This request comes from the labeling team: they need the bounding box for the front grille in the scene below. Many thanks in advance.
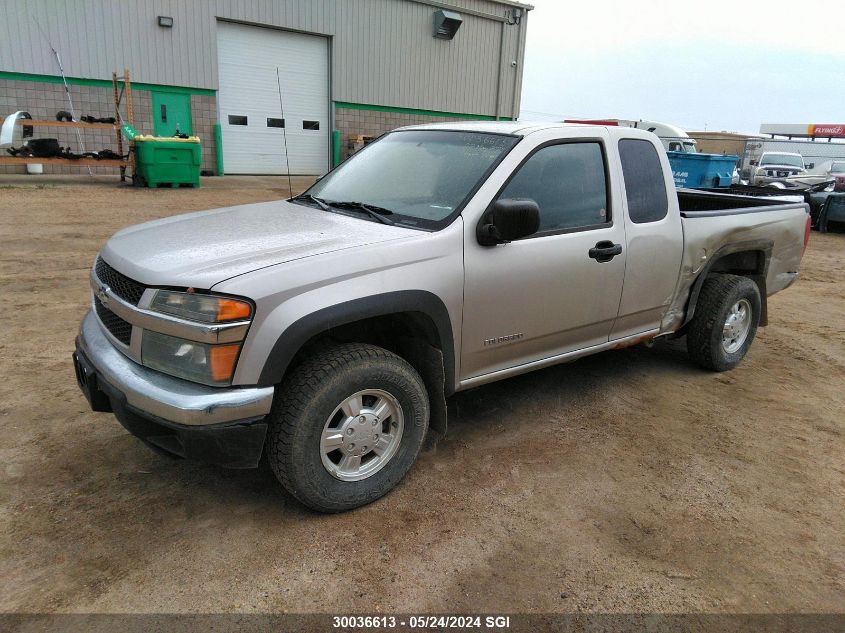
[94,296,132,345]
[94,257,146,305]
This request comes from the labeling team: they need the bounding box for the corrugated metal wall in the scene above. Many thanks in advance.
[0,0,530,117]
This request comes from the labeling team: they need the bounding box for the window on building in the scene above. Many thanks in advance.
[497,142,609,233]
[303,120,320,130]
[266,118,285,128]
[228,115,248,126]
[618,139,669,223]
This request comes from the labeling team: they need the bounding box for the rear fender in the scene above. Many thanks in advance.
[682,240,772,328]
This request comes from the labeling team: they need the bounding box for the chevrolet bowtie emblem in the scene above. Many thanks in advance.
[96,285,110,306]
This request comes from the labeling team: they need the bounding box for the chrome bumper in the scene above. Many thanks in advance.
[77,310,275,426]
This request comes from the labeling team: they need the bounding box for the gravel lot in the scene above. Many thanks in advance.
[0,177,843,614]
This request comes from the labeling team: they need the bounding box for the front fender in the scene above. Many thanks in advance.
[214,219,465,389]
[254,290,456,391]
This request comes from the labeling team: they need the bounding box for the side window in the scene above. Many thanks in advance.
[618,139,669,223]
[498,142,609,233]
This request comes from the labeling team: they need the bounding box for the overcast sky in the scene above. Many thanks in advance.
[518,0,845,134]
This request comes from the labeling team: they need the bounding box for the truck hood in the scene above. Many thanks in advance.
[100,199,415,288]
[760,164,805,172]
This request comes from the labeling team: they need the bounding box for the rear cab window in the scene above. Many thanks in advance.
[618,139,669,223]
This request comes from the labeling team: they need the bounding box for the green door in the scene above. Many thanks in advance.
[151,91,193,137]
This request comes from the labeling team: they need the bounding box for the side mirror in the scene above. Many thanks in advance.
[807,163,815,169]
[750,160,758,166]
[477,198,540,246]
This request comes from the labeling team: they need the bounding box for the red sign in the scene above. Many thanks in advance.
[564,119,620,126]
[809,124,845,137]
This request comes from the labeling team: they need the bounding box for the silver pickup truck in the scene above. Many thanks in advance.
[73,123,810,512]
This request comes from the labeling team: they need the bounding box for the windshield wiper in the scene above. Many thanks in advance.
[290,194,331,211]
[326,201,396,226]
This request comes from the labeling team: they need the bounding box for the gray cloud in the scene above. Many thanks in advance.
[519,0,845,133]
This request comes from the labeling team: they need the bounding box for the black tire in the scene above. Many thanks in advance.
[686,274,761,372]
[266,343,429,512]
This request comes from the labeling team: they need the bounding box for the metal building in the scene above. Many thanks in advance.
[0,0,532,176]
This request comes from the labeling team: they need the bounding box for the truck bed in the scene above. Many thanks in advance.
[678,188,802,215]
[660,189,809,334]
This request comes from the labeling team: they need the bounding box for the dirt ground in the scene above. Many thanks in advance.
[0,176,843,615]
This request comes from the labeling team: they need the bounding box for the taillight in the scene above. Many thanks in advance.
[802,214,811,255]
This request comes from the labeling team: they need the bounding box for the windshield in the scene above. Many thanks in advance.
[666,140,696,153]
[760,153,804,168]
[830,162,845,173]
[302,130,519,229]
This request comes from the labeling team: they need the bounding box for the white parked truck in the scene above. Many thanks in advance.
[742,138,845,182]
[750,152,810,186]
[74,122,811,511]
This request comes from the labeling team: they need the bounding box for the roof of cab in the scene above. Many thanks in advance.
[394,121,600,136]
[393,121,657,140]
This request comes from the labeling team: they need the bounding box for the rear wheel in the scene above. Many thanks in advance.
[266,343,429,512]
[687,274,761,372]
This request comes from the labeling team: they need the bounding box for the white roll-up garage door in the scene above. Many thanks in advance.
[217,21,329,175]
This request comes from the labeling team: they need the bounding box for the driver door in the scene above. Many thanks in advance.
[461,136,627,382]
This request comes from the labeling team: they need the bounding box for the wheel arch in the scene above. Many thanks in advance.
[256,291,455,440]
[682,240,773,328]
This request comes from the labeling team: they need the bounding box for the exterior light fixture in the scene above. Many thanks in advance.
[158,16,174,28]
[433,9,462,40]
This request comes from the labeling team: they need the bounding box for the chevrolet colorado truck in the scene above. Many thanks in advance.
[73,122,811,512]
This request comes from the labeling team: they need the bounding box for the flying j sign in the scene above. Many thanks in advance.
[760,123,845,138]
[808,124,845,138]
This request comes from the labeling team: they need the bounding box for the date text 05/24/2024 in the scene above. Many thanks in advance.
[332,615,511,629]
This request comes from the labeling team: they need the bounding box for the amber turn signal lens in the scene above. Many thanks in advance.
[216,298,252,322]
[151,290,252,324]
[210,344,241,382]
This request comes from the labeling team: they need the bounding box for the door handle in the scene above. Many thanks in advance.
[588,240,622,262]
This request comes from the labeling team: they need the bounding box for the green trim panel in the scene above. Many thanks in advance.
[0,71,215,96]
[214,123,224,176]
[332,129,341,168]
[334,101,511,121]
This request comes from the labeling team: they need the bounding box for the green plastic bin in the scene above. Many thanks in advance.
[133,136,201,188]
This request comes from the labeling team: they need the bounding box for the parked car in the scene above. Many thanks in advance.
[73,123,811,512]
[828,161,845,191]
[817,193,845,232]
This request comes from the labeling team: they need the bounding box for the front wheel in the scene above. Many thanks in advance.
[266,343,429,512]
[686,274,761,372]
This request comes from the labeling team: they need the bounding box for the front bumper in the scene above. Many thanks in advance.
[74,310,275,467]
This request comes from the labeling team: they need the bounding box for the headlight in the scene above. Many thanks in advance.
[144,290,252,385]
[150,290,252,323]
[142,331,241,386]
